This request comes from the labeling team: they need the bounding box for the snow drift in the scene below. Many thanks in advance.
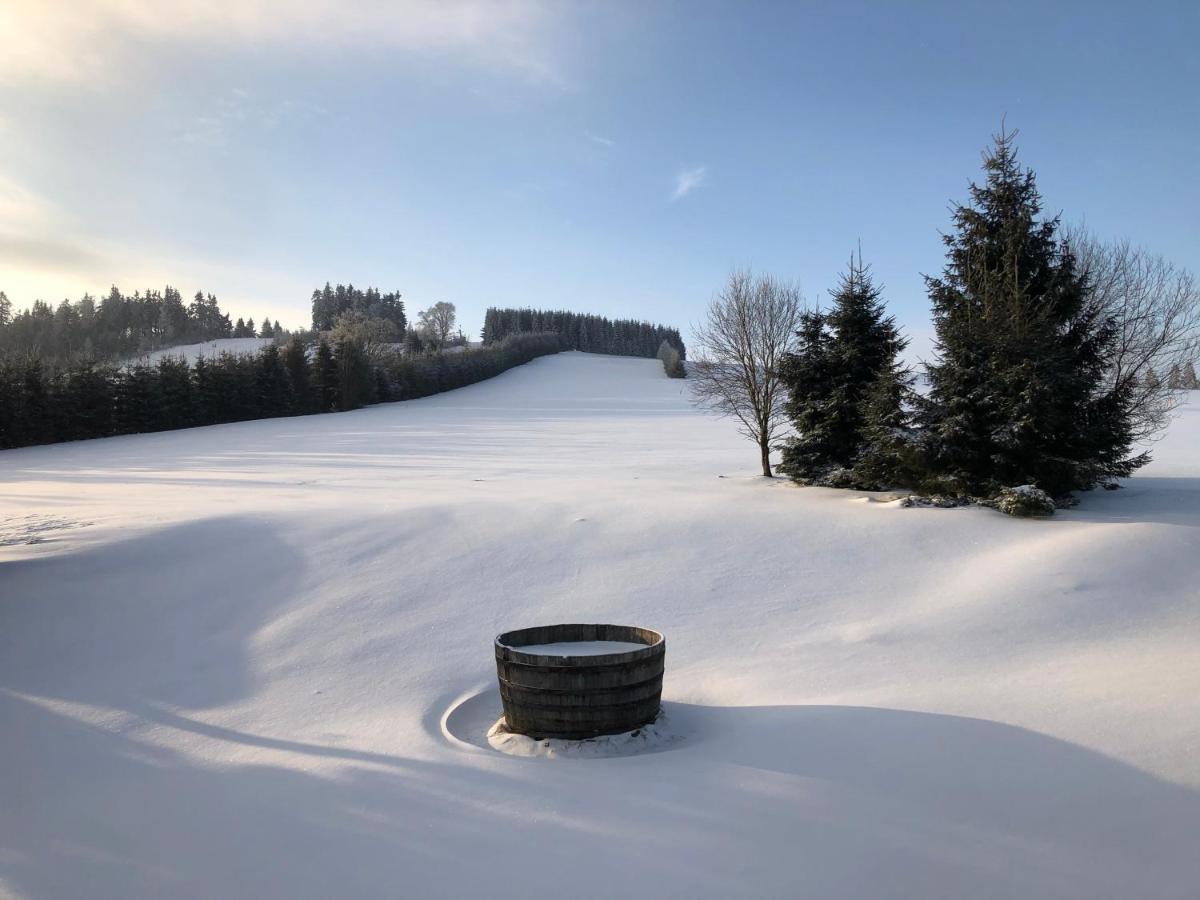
[1,352,1198,899]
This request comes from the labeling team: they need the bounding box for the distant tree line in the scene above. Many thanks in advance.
[0,332,561,450]
[0,286,272,364]
[0,275,690,449]
[482,308,685,359]
[311,283,407,333]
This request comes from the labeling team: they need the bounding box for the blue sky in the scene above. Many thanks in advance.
[1,1,1197,359]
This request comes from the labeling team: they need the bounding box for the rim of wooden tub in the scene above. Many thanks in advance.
[494,623,665,667]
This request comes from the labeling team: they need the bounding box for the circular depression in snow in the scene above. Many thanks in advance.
[440,687,688,759]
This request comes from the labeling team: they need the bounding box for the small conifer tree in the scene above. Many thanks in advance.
[778,254,907,486]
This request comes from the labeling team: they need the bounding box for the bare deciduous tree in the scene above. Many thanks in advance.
[417,301,457,349]
[328,309,400,363]
[690,269,804,476]
[1068,226,1200,440]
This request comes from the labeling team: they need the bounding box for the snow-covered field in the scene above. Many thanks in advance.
[132,336,274,366]
[2,352,1198,899]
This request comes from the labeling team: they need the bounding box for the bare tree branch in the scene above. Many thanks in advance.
[1067,225,1200,440]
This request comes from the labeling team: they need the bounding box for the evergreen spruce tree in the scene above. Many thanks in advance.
[255,344,293,414]
[116,364,159,435]
[281,336,313,412]
[192,355,215,423]
[313,339,339,412]
[777,254,907,486]
[918,128,1145,498]
[335,337,372,411]
[853,363,920,490]
[259,318,274,338]
[20,360,52,446]
[72,363,115,439]
[156,357,195,430]
[776,311,837,481]
[1183,360,1199,390]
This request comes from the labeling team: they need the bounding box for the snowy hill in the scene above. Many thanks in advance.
[1,352,1198,899]
[132,336,274,366]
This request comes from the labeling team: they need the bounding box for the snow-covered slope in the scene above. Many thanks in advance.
[133,336,273,366]
[2,352,1198,899]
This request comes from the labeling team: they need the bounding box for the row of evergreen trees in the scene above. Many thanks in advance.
[482,307,686,359]
[1159,363,1200,390]
[230,316,286,339]
[0,286,253,363]
[310,283,407,333]
[0,333,562,450]
[777,131,1150,504]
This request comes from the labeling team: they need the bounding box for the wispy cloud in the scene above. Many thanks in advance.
[0,0,568,88]
[586,132,615,148]
[174,90,329,149]
[671,165,708,201]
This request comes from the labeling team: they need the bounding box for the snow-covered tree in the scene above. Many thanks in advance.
[918,127,1146,498]
[777,253,907,486]
[1183,360,1199,389]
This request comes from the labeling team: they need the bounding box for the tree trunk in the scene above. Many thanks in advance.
[760,440,772,477]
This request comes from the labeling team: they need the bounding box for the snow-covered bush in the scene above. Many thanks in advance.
[657,340,685,378]
[994,485,1056,518]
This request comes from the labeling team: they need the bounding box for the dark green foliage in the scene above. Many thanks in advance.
[993,485,1056,517]
[918,129,1146,497]
[155,357,196,431]
[59,363,115,441]
[777,256,908,487]
[256,345,294,415]
[335,338,374,411]
[853,364,921,490]
[311,283,406,333]
[777,312,837,481]
[15,360,52,447]
[281,336,313,413]
[116,364,160,435]
[482,307,685,360]
[313,340,339,413]
[380,332,562,401]
[0,285,242,366]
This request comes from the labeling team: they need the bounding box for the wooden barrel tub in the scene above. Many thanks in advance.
[494,623,666,739]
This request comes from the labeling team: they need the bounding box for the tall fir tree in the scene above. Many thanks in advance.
[1183,360,1199,389]
[313,339,339,412]
[335,337,372,411]
[777,254,907,486]
[281,336,313,412]
[918,128,1145,497]
[255,344,294,414]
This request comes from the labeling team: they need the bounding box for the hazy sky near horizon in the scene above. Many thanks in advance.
[1,0,1197,358]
